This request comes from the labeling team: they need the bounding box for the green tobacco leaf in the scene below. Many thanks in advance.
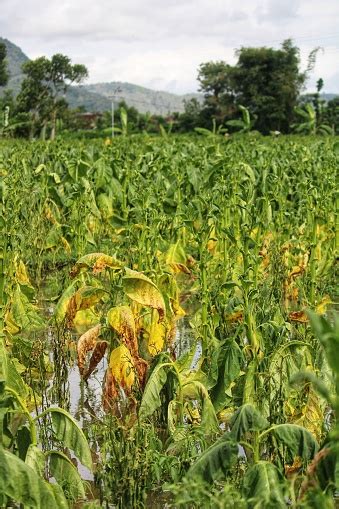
[7,285,45,333]
[187,435,238,482]
[49,450,86,502]
[0,339,8,392]
[0,447,63,508]
[230,404,268,441]
[139,362,173,420]
[243,461,286,508]
[25,445,45,477]
[123,269,166,320]
[211,339,243,412]
[265,424,318,463]
[183,381,219,433]
[308,311,339,380]
[41,407,93,471]
[6,356,30,400]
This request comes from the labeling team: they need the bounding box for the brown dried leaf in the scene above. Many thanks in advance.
[77,324,101,376]
[83,341,108,381]
[288,311,308,323]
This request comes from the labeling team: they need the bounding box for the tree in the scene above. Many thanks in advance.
[197,61,235,127]
[231,40,306,133]
[0,42,8,86]
[324,96,339,134]
[18,54,88,140]
[197,40,312,134]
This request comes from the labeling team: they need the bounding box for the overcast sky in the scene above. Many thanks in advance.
[1,0,339,94]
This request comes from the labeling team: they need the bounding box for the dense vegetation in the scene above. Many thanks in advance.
[0,134,337,507]
[1,38,338,139]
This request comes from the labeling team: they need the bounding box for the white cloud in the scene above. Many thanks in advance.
[1,0,339,93]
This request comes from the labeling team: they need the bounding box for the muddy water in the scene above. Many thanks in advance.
[45,315,196,485]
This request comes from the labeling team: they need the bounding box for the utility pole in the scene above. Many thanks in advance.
[109,86,122,140]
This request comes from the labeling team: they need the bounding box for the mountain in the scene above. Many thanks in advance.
[0,37,29,95]
[72,82,201,115]
[0,37,201,115]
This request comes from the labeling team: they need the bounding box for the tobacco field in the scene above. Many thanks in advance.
[0,135,338,508]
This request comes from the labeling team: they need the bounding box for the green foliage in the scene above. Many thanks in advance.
[0,42,8,87]
[230,403,268,441]
[186,435,238,483]
[0,134,337,507]
[243,461,286,508]
[17,53,88,139]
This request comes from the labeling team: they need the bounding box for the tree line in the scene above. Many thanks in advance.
[0,39,338,138]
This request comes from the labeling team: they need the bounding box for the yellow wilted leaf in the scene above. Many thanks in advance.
[61,237,71,254]
[148,315,167,356]
[67,286,105,327]
[15,259,31,286]
[316,296,332,315]
[54,281,77,324]
[109,344,135,391]
[70,253,123,277]
[73,308,100,333]
[77,324,101,376]
[288,266,304,279]
[123,269,166,321]
[164,242,191,274]
[107,305,138,358]
[207,226,218,254]
[74,286,106,310]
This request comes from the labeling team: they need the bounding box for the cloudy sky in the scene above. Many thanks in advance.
[1,0,339,94]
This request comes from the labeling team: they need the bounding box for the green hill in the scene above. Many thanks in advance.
[77,82,201,115]
[0,37,29,95]
[0,37,201,114]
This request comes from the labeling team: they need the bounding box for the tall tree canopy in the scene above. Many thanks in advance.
[198,40,309,133]
[0,42,9,86]
[18,53,88,139]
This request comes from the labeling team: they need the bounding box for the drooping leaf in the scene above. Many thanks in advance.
[75,286,106,310]
[49,450,86,502]
[265,423,319,463]
[25,445,45,477]
[183,381,219,433]
[77,324,101,376]
[123,269,166,320]
[107,305,138,357]
[164,242,191,274]
[242,461,286,508]
[70,252,123,277]
[84,341,107,381]
[109,344,135,391]
[73,308,100,333]
[54,280,78,324]
[6,356,30,401]
[230,403,269,441]
[67,286,106,326]
[0,447,64,509]
[5,285,45,334]
[0,339,8,392]
[187,435,238,483]
[41,408,93,471]
[210,339,244,412]
[147,313,167,356]
[139,362,173,420]
[308,311,339,380]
